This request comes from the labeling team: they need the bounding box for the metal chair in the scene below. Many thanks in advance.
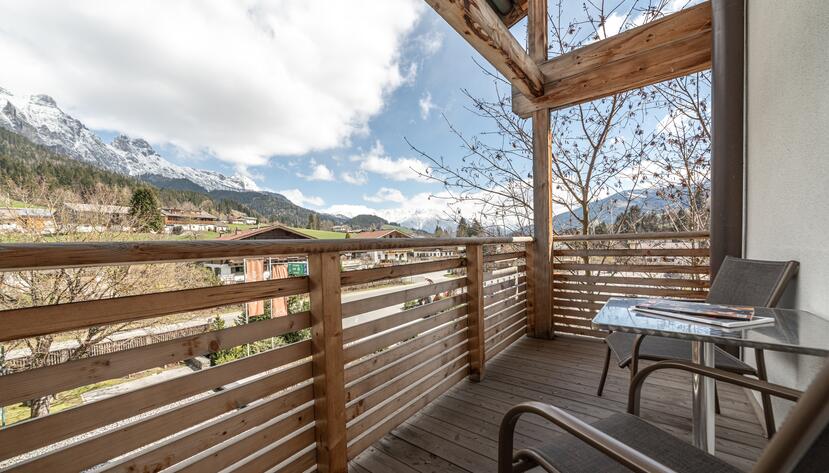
[596,256,799,437]
[499,357,829,473]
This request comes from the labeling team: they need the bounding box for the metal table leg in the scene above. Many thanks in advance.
[691,340,716,453]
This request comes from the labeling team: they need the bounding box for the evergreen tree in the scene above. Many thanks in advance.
[312,214,321,230]
[307,214,315,229]
[433,224,445,237]
[129,187,164,232]
[470,218,484,237]
[456,217,469,237]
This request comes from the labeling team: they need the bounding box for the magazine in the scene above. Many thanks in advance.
[632,300,774,329]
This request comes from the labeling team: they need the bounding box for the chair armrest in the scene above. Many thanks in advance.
[498,401,678,473]
[627,360,803,415]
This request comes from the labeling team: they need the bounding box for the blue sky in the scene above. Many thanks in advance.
[0,0,695,225]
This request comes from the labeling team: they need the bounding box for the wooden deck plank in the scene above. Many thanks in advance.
[351,336,767,472]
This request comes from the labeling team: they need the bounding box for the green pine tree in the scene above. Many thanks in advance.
[129,187,164,232]
[456,217,469,237]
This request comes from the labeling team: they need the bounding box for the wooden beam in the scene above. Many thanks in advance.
[425,0,544,98]
[528,0,554,339]
[465,244,486,381]
[501,0,528,28]
[709,0,744,278]
[512,2,713,117]
[308,252,347,473]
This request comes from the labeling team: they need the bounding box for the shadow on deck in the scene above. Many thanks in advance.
[350,336,767,472]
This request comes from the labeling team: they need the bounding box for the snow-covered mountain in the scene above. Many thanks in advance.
[0,87,258,192]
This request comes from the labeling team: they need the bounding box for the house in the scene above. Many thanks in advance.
[228,209,257,225]
[350,229,413,263]
[62,202,131,232]
[0,207,55,233]
[161,208,219,233]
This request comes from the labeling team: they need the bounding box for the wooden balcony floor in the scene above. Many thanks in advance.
[350,336,767,473]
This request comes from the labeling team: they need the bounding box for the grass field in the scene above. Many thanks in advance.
[290,227,348,239]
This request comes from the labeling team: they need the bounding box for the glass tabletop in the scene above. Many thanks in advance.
[591,297,829,356]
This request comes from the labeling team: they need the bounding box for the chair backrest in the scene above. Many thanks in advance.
[706,256,799,307]
[752,359,829,473]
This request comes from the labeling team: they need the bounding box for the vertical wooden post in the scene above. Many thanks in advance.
[308,252,347,473]
[524,243,536,335]
[529,0,555,339]
[466,244,486,381]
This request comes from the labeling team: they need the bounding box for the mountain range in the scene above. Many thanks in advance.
[0,86,458,231]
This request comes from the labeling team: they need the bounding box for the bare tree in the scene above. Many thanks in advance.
[412,0,707,237]
[0,181,216,418]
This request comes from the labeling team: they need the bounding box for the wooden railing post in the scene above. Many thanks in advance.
[308,252,347,473]
[524,243,536,336]
[466,244,486,381]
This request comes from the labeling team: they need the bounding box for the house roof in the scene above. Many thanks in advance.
[64,203,130,214]
[218,223,313,240]
[161,208,218,220]
[0,207,54,219]
[352,229,411,239]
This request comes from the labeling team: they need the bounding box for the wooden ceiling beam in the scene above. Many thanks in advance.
[512,1,713,117]
[501,0,529,28]
[426,0,545,98]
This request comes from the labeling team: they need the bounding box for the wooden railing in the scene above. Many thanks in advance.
[0,237,529,472]
[552,231,711,338]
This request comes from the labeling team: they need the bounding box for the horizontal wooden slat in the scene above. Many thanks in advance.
[7,362,313,472]
[484,286,527,315]
[105,384,314,473]
[485,298,527,328]
[552,273,710,288]
[341,258,466,286]
[0,276,309,343]
[553,231,709,242]
[554,325,607,338]
[345,331,468,404]
[343,295,465,344]
[220,424,316,473]
[0,237,531,272]
[554,283,708,299]
[553,311,596,324]
[484,281,525,304]
[175,407,315,473]
[344,307,467,363]
[485,317,527,349]
[347,356,469,442]
[345,322,468,384]
[269,447,316,473]
[483,251,525,263]
[485,265,526,281]
[346,343,468,422]
[485,324,525,359]
[341,278,466,318]
[554,263,709,274]
[485,309,527,341]
[0,340,312,462]
[552,299,605,311]
[512,2,711,116]
[0,311,311,406]
[483,275,526,297]
[553,248,709,257]
[346,366,468,460]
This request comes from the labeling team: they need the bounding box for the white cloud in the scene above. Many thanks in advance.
[279,189,325,207]
[354,142,431,182]
[415,30,444,56]
[418,92,436,120]
[341,170,368,185]
[299,162,336,181]
[323,204,380,217]
[364,187,406,203]
[0,1,423,170]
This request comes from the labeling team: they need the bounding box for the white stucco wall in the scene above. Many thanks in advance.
[744,0,829,423]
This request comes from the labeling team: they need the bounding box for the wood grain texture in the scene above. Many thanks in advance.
[341,278,466,318]
[0,237,530,272]
[553,231,709,242]
[531,108,554,339]
[424,0,544,98]
[341,258,465,287]
[512,2,712,116]
[500,0,528,28]
[483,251,525,263]
[343,294,465,344]
[0,340,312,462]
[0,311,311,406]
[308,251,348,473]
[0,276,309,343]
[465,244,486,381]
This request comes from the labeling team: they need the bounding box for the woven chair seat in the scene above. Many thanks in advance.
[526,413,740,473]
[606,331,757,375]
